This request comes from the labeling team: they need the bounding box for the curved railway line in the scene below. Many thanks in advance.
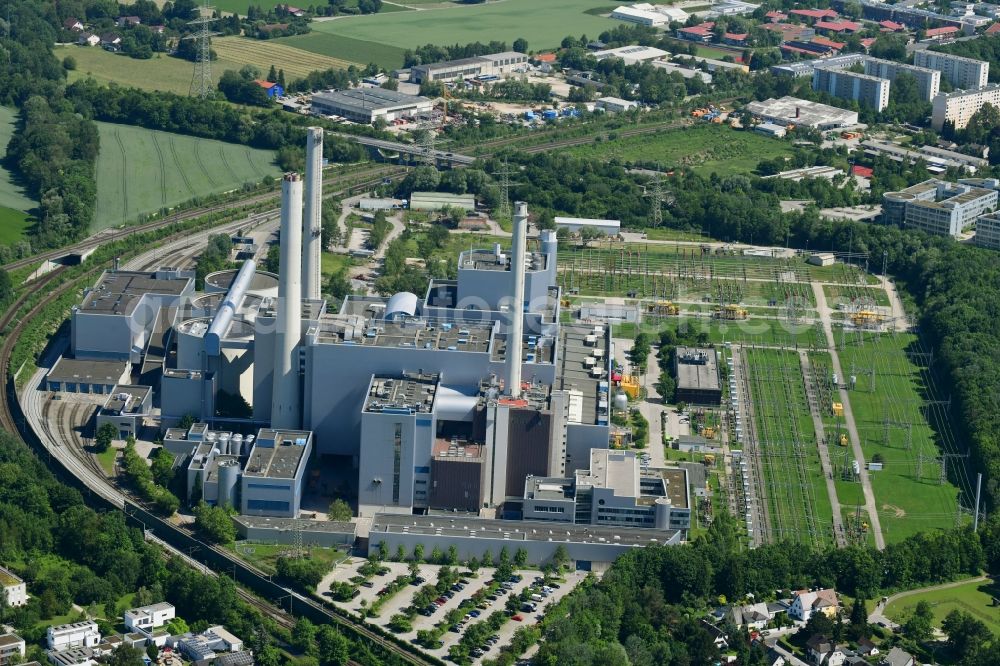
[0,171,434,666]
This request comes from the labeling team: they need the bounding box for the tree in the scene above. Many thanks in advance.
[552,544,569,570]
[192,501,236,544]
[165,618,189,635]
[412,543,425,562]
[291,618,317,654]
[104,645,145,666]
[267,64,278,83]
[0,268,12,303]
[513,37,528,53]
[847,596,869,641]
[328,498,352,522]
[63,56,76,71]
[95,423,118,453]
[904,600,934,642]
[941,610,990,657]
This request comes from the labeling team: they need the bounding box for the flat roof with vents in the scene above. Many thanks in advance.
[364,374,438,414]
[47,357,129,385]
[244,429,311,480]
[79,270,190,316]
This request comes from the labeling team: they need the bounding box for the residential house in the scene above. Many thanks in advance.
[924,26,960,39]
[880,647,914,666]
[150,25,166,34]
[857,638,879,658]
[806,635,846,666]
[0,634,25,666]
[727,601,773,629]
[765,10,788,21]
[77,32,100,47]
[789,8,839,23]
[46,623,100,652]
[124,602,175,633]
[0,566,27,606]
[724,32,749,46]
[766,650,788,666]
[99,33,122,51]
[814,20,862,34]
[171,627,243,663]
[282,4,306,16]
[62,18,84,32]
[879,20,905,32]
[46,648,98,666]
[677,23,716,42]
[254,80,284,98]
[789,588,839,622]
[115,16,141,27]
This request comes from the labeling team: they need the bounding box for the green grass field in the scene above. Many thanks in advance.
[837,331,965,542]
[745,347,834,547]
[885,579,1000,635]
[566,125,795,177]
[276,0,619,68]
[228,541,346,575]
[94,122,280,229]
[0,106,37,245]
[211,36,360,77]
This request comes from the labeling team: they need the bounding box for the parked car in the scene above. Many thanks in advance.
[512,615,524,622]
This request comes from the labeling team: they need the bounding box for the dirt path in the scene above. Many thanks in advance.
[813,282,886,550]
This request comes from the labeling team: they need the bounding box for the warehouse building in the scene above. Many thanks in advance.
[974,212,1000,250]
[366,513,682,566]
[408,191,475,212]
[673,347,722,405]
[812,67,891,111]
[913,50,989,90]
[596,96,640,113]
[593,44,669,65]
[882,178,998,236]
[611,3,688,26]
[409,51,528,84]
[745,96,859,128]
[311,88,433,123]
[931,84,1000,130]
[44,357,130,394]
[554,217,621,236]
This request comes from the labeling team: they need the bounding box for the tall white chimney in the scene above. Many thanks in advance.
[302,127,323,300]
[272,173,303,429]
[506,201,528,398]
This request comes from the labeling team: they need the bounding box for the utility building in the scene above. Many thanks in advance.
[673,347,722,405]
[311,88,433,123]
[241,428,313,518]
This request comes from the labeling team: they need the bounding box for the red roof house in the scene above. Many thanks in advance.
[986,22,1000,35]
[677,22,716,42]
[814,20,861,33]
[535,53,557,63]
[852,165,874,178]
[879,20,905,31]
[765,10,787,21]
[789,8,839,22]
[925,26,960,39]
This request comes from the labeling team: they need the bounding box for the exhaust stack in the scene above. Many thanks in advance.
[506,201,528,398]
[272,173,304,429]
[302,127,323,300]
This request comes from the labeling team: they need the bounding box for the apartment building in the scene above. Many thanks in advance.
[974,212,1000,250]
[932,84,1000,130]
[914,50,989,89]
[46,623,100,652]
[813,67,890,111]
[864,57,940,101]
[883,179,998,236]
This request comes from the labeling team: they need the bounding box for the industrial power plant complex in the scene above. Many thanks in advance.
[42,128,692,566]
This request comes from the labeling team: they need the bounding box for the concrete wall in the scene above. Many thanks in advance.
[358,409,435,516]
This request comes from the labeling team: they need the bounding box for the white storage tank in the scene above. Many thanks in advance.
[217,457,241,509]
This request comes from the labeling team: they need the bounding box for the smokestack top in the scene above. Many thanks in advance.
[284,172,302,182]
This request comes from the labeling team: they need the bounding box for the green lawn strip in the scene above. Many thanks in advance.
[823,284,891,308]
[836,331,961,542]
[228,541,344,575]
[0,206,33,246]
[564,125,793,177]
[276,31,409,69]
[96,446,119,475]
[884,579,1000,635]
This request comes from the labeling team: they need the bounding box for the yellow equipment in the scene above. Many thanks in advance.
[703,454,716,465]
[620,375,641,399]
[702,426,716,439]
[646,301,679,316]
[851,310,882,326]
[713,305,748,320]
[561,298,572,307]
[862,522,870,531]
[611,432,625,449]
[831,402,844,417]
[839,434,848,447]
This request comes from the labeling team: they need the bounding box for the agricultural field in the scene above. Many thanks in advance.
[884,578,1000,635]
[836,330,965,542]
[565,125,795,177]
[211,36,359,78]
[94,122,280,229]
[743,347,834,546]
[0,106,37,246]
[276,0,619,68]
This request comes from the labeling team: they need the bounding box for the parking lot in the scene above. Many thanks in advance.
[316,557,587,663]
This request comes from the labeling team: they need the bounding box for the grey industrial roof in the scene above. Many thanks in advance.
[364,374,438,414]
[370,513,680,546]
[205,269,278,292]
[244,429,310,479]
[47,357,128,385]
[556,324,609,424]
[80,271,189,315]
[313,87,430,112]
[102,384,151,415]
[0,633,23,647]
[459,248,547,272]
[233,515,356,534]
[675,347,721,392]
[524,476,574,501]
[324,318,494,353]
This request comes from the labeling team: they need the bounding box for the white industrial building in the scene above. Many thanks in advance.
[593,44,669,65]
[932,83,1000,130]
[974,212,1000,250]
[409,51,528,84]
[882,178,999,236]
[596,97,640,113]
[611,3,688,26]
[95,385,152,439]
[0,566,26,607]
[913,50,989,90]
[311,88,433,123]
[554,217,621,236]
[745,96,860,128]
[47,622,100,652]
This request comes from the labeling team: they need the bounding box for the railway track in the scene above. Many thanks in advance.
[1,182,433,666]
[3,165,407,273]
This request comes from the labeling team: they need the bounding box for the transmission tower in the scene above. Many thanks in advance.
[644,169,670,227]
[492,158,516,221]
[186,3,219,99]
[415,124,437,166]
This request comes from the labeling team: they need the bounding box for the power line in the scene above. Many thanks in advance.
[186,3,219,99]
